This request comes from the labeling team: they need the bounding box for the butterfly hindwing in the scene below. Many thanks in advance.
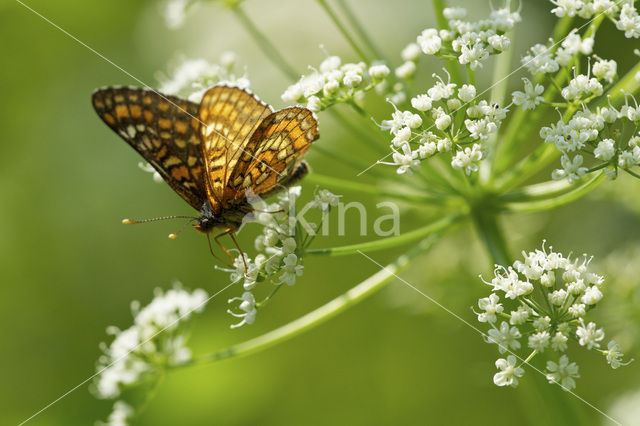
[198,86,273,211]
[226,107,319,201]
[92,87,207,210]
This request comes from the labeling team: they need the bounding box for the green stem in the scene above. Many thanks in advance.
[471,208,511,265]
[316,0,370,62]
[335,0,389,63]
[432,0,462,85]
[231,5,298,81]
[500,178,592,202]
[306,212,463,256]
[481,30,515,185]
[501,172,606,213]
[174,236,440,368]
[305,173,454,205]
[492,14,580,178]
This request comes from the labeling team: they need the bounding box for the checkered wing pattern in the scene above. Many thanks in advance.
[92,87,207,210]
[198,86,272,211]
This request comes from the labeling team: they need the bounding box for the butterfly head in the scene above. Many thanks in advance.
[193,201,221,234]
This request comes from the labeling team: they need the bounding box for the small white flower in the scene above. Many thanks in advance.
[592,59,617,83]
[451,144,483,175]
[435,114,452,130]
[459,44,489,70]
[99,400,134,426]
[307,95,322,112]
[417,28,442,55]
[509,306,530,325]
[528,331,551,352]
[390,143,420,176]
[443,7,467,20]
[522,44,559,74]
[401,43,421,61]
[457,84,476,103]
[548,289,567,306]
[395,61,416,79]
[281,83,304,103]
[551,332,569,352]
[581,285,603,305]
[486,321,521,353]
[319,55,341,73]
[568,303,586,318]
[369,64,390,82]
[533,316,551,331]
[477,293,503,323]
[488,34,510,51]
[493,355,525,387]
[164,0,191,29]
[312,189,341,209]
[546,355,580,390]
[604,340,632,369]
[512,78,544,111]
[594,139,616,161]
[404,113,423,129]
[616,4,640,38]
[428,79,456,101]
[576,320,605,349]
[278,254,304,286]
[227,292,257,328]
[411,94,433,111]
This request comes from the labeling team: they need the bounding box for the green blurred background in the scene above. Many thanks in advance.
[2,0,639,424]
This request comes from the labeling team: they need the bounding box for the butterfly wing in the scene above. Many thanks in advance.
[198,86,273,212]
[92,87,207,210]
[226,107,319,201]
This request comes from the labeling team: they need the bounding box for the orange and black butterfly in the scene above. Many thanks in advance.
[92,85,319,262]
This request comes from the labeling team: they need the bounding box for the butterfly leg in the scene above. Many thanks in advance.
[229,232,248,275]
[214,228,248,273]
[205,233,233,267]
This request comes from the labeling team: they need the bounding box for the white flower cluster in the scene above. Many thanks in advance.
[540,91,640,183]
[223,186,341,328]
[522,29,595,76]
[158,53,249,102]
[411,6,520,70]
[281,55,392,111]
[477,242,631,390]
[97,401,134,426]
[93,284,207,408]
[550,0,640,39]
[380,72,509,176]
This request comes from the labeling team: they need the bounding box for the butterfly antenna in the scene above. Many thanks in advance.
[122,215,196,225]
[122,215,198,239]
[167,218,200,240]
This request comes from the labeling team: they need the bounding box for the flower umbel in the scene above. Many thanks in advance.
[93,284,207,421]
[478,242,631,390]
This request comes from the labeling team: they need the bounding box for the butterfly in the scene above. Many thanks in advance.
[92,85,319,263]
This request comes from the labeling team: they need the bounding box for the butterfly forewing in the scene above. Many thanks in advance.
[227,107,319,200]
[92,87,207,210]
[198,86,273,211]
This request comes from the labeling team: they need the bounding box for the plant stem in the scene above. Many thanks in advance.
[432,0,462,85]
[174,236,440,368]
[471,208,511,266]
[316,0,370,62]
[500,172,606,213]
[481,27,515,185]
[335,0,389,63]
[306,212,463,256]
[231,5,298,81]
[305,173,454,205]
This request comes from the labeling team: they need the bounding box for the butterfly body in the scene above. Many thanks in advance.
[92,85,318,256]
